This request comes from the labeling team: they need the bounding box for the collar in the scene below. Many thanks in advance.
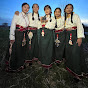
[67,12,74,18]
[21,12,27,17]
[46,15,50,18]
[67,14,71,18]
[34,12,38,16]
[56,16,61,19]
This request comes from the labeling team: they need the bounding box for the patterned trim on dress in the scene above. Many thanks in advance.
[66,66,82,80]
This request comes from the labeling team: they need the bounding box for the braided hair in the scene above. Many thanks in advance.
[55,16,57,28]
[32,4,40,21]
[64,4,74,23]
[44,5,52,22]
[32,11,34,20]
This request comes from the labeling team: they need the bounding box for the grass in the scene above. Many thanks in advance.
[0,62,88,88]
[0,27,88,88]
[0,27,9,62]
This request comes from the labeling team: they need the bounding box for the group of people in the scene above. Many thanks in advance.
[3,3,88,81]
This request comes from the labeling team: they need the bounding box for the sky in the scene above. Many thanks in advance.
[0,0,88,26]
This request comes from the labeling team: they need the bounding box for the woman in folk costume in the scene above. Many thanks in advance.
[5,3,30,71]
[15,4,41,66]
[54,8,65,65]
[26,4,41,64]
[64,4,85,80]
[38,5,56,72]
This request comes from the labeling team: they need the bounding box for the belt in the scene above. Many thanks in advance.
[55,29,64,33]
[66,26,77,31]
[28,26,37,30]
[16,25,28,31]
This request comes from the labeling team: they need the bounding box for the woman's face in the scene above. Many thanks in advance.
[45,7,51,15]
[65,5,73,14]
[32,4,39,13]
[22,4,29,14]
[54,9,61,17]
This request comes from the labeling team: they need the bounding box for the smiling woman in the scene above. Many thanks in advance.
[38,5,56,72]
[3,3,31,71]
[64,4,85,81]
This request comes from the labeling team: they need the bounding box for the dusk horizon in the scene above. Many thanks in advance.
[0,0,88,26]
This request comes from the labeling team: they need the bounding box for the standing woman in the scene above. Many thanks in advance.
[5,3,30,71]
[64,4,85,80]
[26,4,41,64]
[54,8,65,65]
[38,5,56,71]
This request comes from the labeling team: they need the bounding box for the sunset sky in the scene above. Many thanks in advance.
[0,0,88,26]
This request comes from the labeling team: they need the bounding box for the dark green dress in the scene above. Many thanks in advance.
[65,30,82,76]
[25,27,39,63]
[38,27,54,69]
[5,28,28,71]
[54,30,65,63]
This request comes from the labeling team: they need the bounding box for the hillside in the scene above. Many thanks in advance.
[0,27,88,88]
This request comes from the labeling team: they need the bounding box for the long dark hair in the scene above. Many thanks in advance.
[44,5,52,22]
[64,4,74,23]
[54,8,61,28]
[32,3,40,21]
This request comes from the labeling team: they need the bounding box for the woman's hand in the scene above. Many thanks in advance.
[76,38,82,47]
[10,40,15,44]
[40,17,44,23]
[45,20,48,23]
[15,11,19,15]
[9,40,15,54]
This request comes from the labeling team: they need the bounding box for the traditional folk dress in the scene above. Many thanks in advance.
[5,12,29,71]
[65,13,85,78]
[54,16,65,64]
[38,15,56,69]
[26,13,41,63]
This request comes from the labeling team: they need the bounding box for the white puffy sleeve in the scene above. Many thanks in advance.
[75,14,85,38]
[37,20,42,29]
[9,14,19,40]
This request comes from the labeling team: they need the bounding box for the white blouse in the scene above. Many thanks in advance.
[9,12,29,40]
[65,13,85,38]
[28,13,42,29]
[55,16,64,30]
[45,15,56,30]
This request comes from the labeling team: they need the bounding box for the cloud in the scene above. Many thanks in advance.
[81,19,88,26]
